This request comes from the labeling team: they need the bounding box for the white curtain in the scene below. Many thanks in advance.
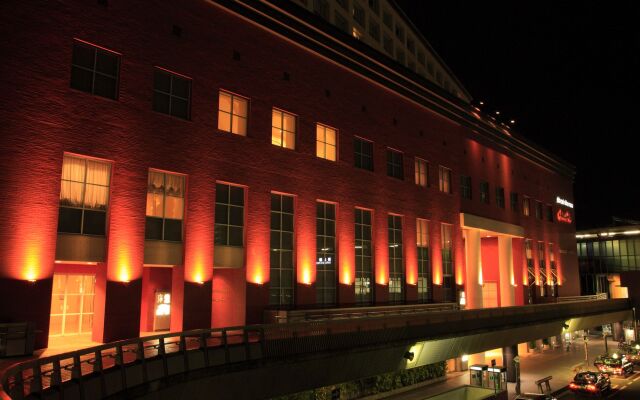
[59,156,110,209]
[146,171,164,217]
[83,160,110,210]
[164,173,184,220]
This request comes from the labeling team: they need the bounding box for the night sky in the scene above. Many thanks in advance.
[395,1,640,230]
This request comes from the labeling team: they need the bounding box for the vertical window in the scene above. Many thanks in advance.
[523,197,531,216]
[460,175,472,200]
[439,166,452,193]
[480,182,490,204]
[58,154,111,236]
[546,205,554,222]
[417,219,431,302]
[495,186,505,208]
[145,171,185,241]
[368,0,379,14]
[214,184,244,246]
[269,194,295,306]
[313,0,330,20]
[386,149,404,179]
[538,241,547,296]
[535,201,543,220]
[355,209,373,304]
[368,20,380,42]
[510,192,519,212]
[218,91,248,136]
[354,137,374,171]
[414,158,428,187]
[549,243,557,297]
[70,41,120,99]
[152,68,191,120]
[271,109,296,149]
[388,215,404,302]
[525,239,535,304]
[334,11,349,34]
[383,34,394,55]
[316,124,337,161]
[316,202,336,305]
[441,223,454,302]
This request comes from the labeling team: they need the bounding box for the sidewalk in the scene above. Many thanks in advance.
[381,335,608,400]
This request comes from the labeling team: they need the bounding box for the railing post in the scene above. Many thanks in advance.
[8,367,26,400]
[50,359,62,387]
[181,335,189,372]
[115,345,128,393]
[30,364,42,394]
[243,329,250,360]
[222,330,230,364]
[159,337,169,378]
[200,332,210,367]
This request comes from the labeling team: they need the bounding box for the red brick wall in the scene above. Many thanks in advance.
[0,0,578,342]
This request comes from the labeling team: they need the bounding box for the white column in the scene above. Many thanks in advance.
[464,229,483,309]
[498,236,515,307]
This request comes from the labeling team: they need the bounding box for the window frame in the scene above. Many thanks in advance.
[460,175,472,200]
[495,186,505,209]
[145,169,186,242]
[438,166,452,194]
[269,193,295,306]
[414,157,429,188]
[316,123,338,162]
[388,214,404,302]
[271,108,296,150]
[355,208,373,304]
[316,201,337,305]
[480,181,490,204]
[214,182,245,247]
[217,90,249,136]
[354,136,374,171]
[70,39,121,100]
[152,67,192,120]
[386,148,404,180]
[416,218,431,302]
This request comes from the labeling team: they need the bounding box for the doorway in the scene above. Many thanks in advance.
[49,274,96,337]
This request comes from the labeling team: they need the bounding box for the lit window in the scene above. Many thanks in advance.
[388,214,404,302]
[271,109,296,149]
[316,124,337,161]
[415,158,428,187]
[538,241,547,296]
[145,170,185,241]
[153,68,191,120]
[218,91,248,136]
[269,193,295,306]
[387,149,404,179]
[58,154,111,236]
[70,40,120,100]
[214,183,244,246]
[523,196,531,216]
[355,208,373,304]
[438,166,452,193]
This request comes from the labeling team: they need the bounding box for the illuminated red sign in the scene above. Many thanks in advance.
[557,209,572,224]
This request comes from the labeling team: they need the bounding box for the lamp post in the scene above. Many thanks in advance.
[514,355,521,395]
[633,307,638,343]
[584,335,589,368]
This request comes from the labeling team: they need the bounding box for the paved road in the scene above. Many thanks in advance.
[558,368,640,399]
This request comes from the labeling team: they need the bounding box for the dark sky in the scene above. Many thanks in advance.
[394,1,640,230]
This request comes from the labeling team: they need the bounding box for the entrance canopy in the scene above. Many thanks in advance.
[460,213,524,238]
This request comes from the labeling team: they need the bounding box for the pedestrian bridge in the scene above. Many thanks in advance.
[0,297,631,400]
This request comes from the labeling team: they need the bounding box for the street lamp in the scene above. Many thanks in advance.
[514,355,521,395]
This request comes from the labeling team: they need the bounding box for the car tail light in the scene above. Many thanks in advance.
[586,384,597,392]
[569,382,578,389]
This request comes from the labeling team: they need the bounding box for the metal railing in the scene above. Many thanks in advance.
[0,298,630,400]
[557,293,608,302]
[264,302,459,323]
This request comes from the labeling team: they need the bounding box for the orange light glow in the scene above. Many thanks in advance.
[301,265,312,285]
[376,261,388,285]
[341,267,353,285]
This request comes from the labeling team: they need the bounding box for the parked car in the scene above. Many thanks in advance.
[514,394,557,400]
[618,342,640,364]
[569,371,611,396]
[594,354,633,375]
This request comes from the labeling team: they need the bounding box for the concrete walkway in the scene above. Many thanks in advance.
[382,335,609,400]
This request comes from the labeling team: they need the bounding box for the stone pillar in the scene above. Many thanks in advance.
[464,230,483,309]
[498,236,515,307]
[503,344,518,382]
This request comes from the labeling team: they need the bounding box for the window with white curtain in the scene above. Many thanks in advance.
[58,154,111,235]
[145,170,185,241]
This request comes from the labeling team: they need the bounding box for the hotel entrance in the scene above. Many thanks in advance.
[49,274,96,337]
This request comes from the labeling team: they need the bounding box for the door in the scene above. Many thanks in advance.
[49,274,96,337]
